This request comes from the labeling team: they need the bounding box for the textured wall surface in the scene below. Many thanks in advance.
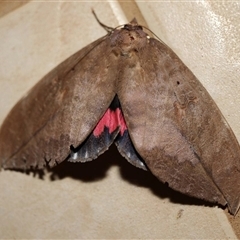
[0,1,239,238]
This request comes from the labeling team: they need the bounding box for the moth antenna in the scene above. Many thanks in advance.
[92,10,168,48]
[92,9,114,33]
[141,26,168,47]
[92,9,128,34]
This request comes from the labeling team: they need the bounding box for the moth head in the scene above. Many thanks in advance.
[110,19,149,55]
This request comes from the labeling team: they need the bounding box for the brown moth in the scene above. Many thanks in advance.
[1,16,240,215]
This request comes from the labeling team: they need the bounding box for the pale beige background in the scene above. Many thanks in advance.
[0,1,240,239]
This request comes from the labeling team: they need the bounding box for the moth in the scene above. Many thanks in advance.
[1,15,240,215]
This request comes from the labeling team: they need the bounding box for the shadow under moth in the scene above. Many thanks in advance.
[1,15,240,215]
